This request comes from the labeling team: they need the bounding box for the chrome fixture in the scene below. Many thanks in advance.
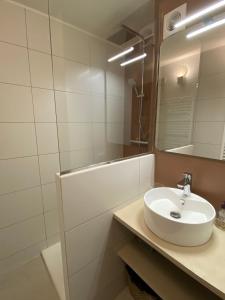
[128,78,144,98]
[130,140,149,145]
[170,211,181,219]
[177,172,192,201]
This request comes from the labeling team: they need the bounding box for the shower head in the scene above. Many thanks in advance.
[128,78,143,98]
[128,78,145,98]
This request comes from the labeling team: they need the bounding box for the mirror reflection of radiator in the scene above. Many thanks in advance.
[220,125,225,160]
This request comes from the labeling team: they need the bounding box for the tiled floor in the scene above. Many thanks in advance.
[0,256,134,300]
[0,256,60,300]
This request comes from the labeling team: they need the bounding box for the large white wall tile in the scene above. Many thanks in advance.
[39,153,60,184]
[47,234,60,247]
[0,83,33,122]
[195,99,225,122]
[90,38,107,69]
[58,123,93,152]
[0,156,40,195]
[50,19,89,64]
[29,50,53,89]
[193,122,224,145]
[107,96,124,123]
[61,157,140,230]
[92,94,105,123]
[36,123,58,154]
[0,216,45,260]
[0,240,46,276]
[66,210,114,275]
[0,42,30,85]
[32,88,56,122]
[60,150,94,171]
[0,123,37,159]
[0,187,42,229]
[106,123,124,145]
[55,91,92,123]
[90,68,105,95]
[106,68,124,98]
[53,56,90,93]
[26,10,51,53]
[104,143,123,162]
[0,1,26,46]
[69,250,125,300]
[139,154,155,194]
[44,210,59,238]
[93,123,106,163]
[69,258,99,300]
[42,182,57,212]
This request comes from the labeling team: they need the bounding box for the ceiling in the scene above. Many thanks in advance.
[14,0,154,40]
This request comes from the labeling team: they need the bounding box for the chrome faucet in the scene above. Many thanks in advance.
[177,172,192,202]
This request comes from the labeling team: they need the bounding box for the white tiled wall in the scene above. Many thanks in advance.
[0,0,60,274]
[51,17,125,170]
[0,0,126,274]
[58,154,155,300]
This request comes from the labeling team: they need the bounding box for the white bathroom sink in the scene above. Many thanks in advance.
[144,187,216,246]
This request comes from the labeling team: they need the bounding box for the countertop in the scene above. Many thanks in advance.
[114,198,225,300]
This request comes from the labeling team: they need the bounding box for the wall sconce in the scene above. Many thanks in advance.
[176,65,188,85]
[177,76,185,85]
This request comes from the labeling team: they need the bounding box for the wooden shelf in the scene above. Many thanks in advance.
[118,241,221,300]
[114,199,225,299]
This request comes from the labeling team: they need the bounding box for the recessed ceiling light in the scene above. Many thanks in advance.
[107,47,134,62]
[175,0,225,28]
[120,53,147,67]
[187,17,225,38]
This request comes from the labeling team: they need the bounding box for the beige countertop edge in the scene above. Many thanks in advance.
[114,198,225,300]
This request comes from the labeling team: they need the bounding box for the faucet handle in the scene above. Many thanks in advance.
[183,172,192,185]
[177,172,192,190]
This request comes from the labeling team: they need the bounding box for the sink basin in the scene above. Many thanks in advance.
[144,187,216,246]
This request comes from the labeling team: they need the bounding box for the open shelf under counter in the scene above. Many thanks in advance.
[119,240,221,300]
[114,198,225,300]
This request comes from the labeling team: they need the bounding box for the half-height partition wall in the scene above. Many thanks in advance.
[56,154,155,300]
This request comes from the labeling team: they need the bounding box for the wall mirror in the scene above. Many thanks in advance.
[156,19,225,161]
